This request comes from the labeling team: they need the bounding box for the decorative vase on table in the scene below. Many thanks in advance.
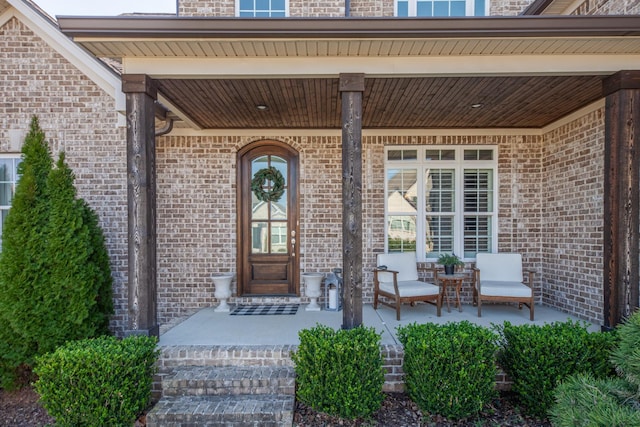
[303,273,324,311]
[212,273,234,312]
[444,265,455,275]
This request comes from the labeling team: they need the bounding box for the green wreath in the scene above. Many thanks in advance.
[251,166,285,202]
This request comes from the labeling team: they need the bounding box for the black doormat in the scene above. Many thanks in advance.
[230,304,299,316]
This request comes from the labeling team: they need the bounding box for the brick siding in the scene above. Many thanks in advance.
[0,17,129,335]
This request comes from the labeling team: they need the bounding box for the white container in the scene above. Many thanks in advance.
[212,273,234,312]
[303,273,324,311]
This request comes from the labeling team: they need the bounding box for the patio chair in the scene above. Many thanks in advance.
[473,253,535,320]
[373,252,442,320]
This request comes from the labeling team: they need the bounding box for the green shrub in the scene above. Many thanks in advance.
[0,117,113,389]
[34,335,159,427]
[292,325,384,419]
[397,321,498,420]
[551,311,640,427]
[550,373,640,427]
[496,320,617,418]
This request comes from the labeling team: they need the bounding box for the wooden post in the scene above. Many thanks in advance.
[122,74,159,337]
[602,70,640,329]
[340,73,365,329]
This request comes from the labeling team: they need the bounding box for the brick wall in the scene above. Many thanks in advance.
[0,17,129,334]
[541,109,605,323]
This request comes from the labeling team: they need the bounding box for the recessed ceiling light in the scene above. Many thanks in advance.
[471,103,483,108]
[256,104,269,111]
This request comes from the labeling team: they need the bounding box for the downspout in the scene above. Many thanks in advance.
[345,0,350,16]
[155,117,174,137]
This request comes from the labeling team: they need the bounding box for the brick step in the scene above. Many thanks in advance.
[146,394,294,427]
[162,366,295,396]
[157,345,295,370]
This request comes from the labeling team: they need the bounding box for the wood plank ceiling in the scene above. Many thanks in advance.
[156,74,604,129]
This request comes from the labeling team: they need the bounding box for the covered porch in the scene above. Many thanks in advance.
[158,303,599,346]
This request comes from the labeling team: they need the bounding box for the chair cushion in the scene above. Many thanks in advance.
[379,280,440,297]
[476,253,524,282]
[479,281,532,298]
[377,252,419,282]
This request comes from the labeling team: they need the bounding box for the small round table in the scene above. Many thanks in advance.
[437,273,467,313]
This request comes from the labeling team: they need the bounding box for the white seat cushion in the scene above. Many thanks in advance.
[479,281,532,298]
[377,252,419,282]
[379,280,440,297]
[476,253,524,282]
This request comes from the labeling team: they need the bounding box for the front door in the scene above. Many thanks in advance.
[237,141,299,296]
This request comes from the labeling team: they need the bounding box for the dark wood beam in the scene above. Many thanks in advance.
[602,70,640,329]
[122,74,159,337]
[340,73,365,330]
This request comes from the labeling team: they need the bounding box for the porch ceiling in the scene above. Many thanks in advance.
[155,75,605,129]
[58,15,640,129]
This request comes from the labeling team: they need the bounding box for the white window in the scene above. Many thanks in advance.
[395,0,488,17]
[0,155,21,247]
[237,0,288,17]
[385,146,497,261]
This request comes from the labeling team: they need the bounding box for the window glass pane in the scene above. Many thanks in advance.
[464,215,491,258]
[388,215,417,252]
[425,149,455,161]
[271,189,287,219]
[271,222,288,253]
[464,149,493,160]
[0,160,12,181]
[0,183,14,206]
[256,0,269,9]
[433,1,449,16]
[417,1,433,16]
[252,156,269,174]
[464,169,493,212]
[239,11,254,16]
[450,1,465,15]
[426,169,454,212]
[388,150,402,161]
[474,0,485,15]
[240,0,254,9]
[271,11,286,16]
[271,156,287,181]
[255,11,270,16]
[251,222,268,253]
[272,0,286,9]
[387,169,418,213]
[426,215,454,256]
[397,1,409,16]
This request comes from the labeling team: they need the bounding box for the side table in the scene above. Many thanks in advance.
[436,272,467,313]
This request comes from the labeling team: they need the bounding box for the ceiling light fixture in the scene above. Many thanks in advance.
[471,103,483,108]
[256,104,269,111]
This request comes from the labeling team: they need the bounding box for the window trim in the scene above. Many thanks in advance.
[236,0,290,17]
[394,0,489,17]
[384,145,498,262]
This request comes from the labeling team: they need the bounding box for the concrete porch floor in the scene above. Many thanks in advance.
[159,303,600,346]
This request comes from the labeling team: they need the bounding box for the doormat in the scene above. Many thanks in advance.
[230,304,299,316]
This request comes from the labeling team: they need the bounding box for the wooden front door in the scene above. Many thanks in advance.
[237,141,299,296]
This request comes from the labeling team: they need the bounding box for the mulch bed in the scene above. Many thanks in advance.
[1,387,552,427]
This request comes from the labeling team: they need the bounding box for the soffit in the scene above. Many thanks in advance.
[156,75,604,129]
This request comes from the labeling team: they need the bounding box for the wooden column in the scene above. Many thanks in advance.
[122,74,159,337]
[602,70,640,329]
[340,73,365,329]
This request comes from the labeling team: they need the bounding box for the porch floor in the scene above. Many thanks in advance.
[159,303,600,346]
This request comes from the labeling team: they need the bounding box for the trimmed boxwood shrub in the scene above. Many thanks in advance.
[496,320,617,418]
[397,321,498,420]
[292,325,384,419]
[34,335,159,427]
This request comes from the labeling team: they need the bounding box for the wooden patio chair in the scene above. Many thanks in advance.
[473,253,535,320]
[373,252,442,320]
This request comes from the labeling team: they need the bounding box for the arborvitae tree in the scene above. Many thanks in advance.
[0,117,113,389]
[0,116,53,388]
[42,153,113,347]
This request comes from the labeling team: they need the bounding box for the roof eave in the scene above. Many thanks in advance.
[57,15,640,40]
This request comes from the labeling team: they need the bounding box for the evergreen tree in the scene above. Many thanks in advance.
[0,117,113,388]
[0,116,52,388]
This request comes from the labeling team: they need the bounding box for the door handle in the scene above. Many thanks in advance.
[291,237,296,257]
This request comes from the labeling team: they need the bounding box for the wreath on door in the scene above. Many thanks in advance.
[251,166,285,202]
